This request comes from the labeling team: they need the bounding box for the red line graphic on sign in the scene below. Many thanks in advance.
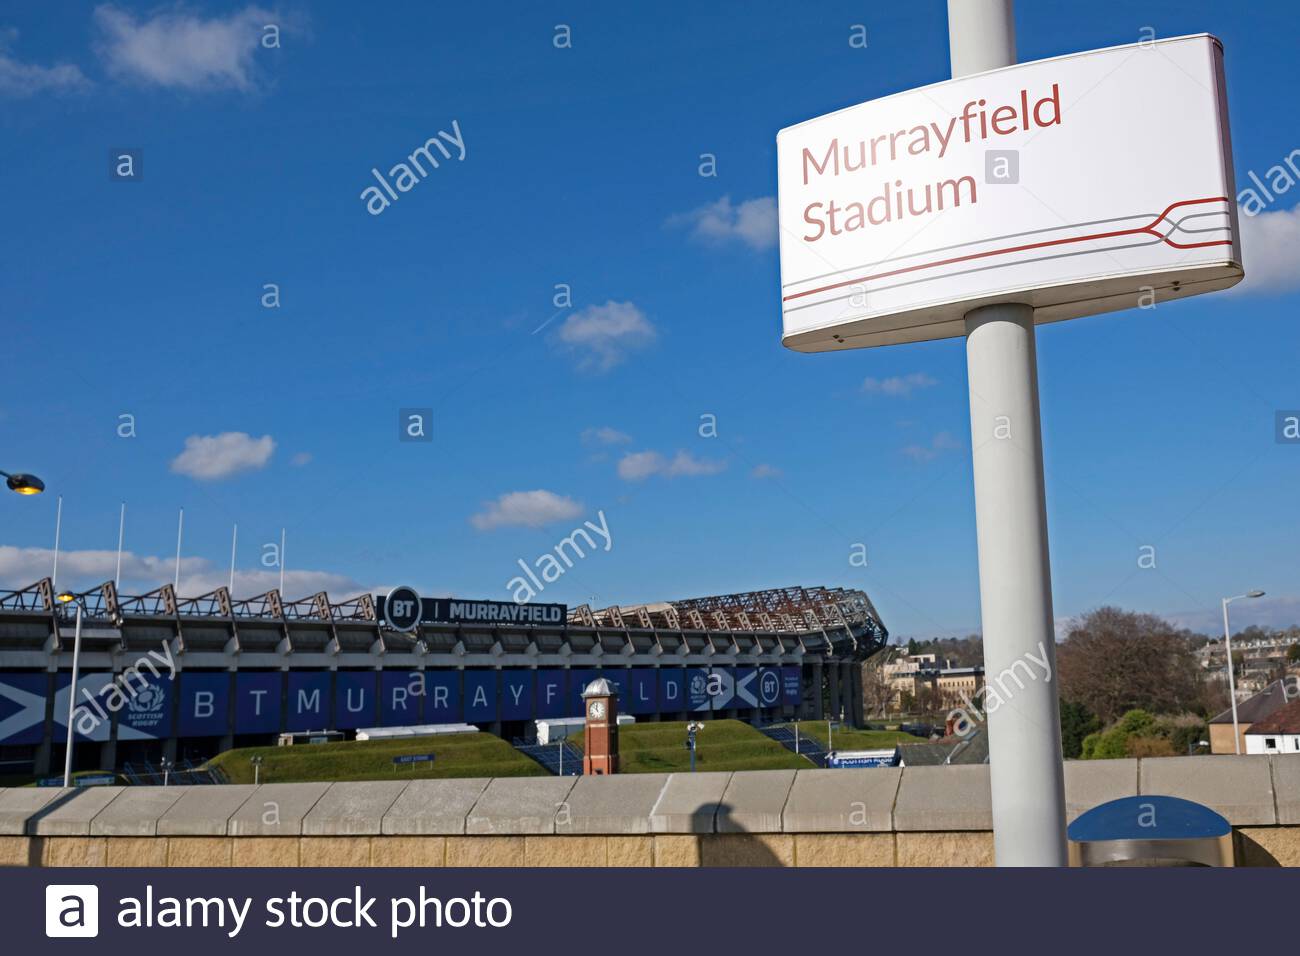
[781,197,1232,303]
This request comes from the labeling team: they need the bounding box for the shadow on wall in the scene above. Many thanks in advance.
[704,803,784,867]
[1234,831,1281,867]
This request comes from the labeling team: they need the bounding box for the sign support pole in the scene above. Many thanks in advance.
[948,0,1067,866]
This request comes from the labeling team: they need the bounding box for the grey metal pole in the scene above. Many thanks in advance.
[949,0,1068,866]
[1222,599,1241,754]
[61,603,84,788]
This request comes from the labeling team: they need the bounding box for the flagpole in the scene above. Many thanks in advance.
[114,502,126,589]
[173,507,184,592]
[229,524,238,595]
[51,495,63,592]
[279,527,286,595]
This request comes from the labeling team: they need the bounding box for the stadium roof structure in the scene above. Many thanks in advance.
[0,578,887,671]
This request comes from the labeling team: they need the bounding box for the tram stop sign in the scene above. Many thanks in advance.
[776,34,1243,352]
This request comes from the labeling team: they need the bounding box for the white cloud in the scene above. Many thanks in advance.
[618,449,727,481]
[93,4,272,91]
[0,28,89,96]
[470,490,584,530]
[901,431,961,463]
[750,463,782,479]
[170,431,275,480]
[1235,204,1300,294]
[667,195,777,251]
[581,426,632,446]
[0,544,364,599]
[862,372,938,397]
[290,451,312,467]
[554,300,656,372]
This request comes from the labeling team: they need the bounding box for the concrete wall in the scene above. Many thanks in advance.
[2,754,1298,867]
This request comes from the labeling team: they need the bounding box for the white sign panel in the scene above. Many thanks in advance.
[777,34,1242,352]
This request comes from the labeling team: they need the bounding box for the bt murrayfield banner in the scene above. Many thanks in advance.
[777,34,1243,352]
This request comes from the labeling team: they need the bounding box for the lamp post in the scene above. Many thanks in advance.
[160,757,173,786]
[56,591,86,788]
[1222,590,1265,754]
[1,470,44,496]
[686,721,703,772]
[251,755,264,785]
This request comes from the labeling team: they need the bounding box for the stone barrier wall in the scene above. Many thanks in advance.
[1,754,1296,867]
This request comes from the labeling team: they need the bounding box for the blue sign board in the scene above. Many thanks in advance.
[463,670,497,722]
[286,671,330,731]
[380,670,422,726]
[0,672,49,745]
[626,669,657,714]
[535,670,567,719]
[758,667,783,707]
[658,669,685,713]
[781,666,802,707]
[423,670,461,723]
[687,667,711,711]
[335,671,377,729]
[567,669,598,716]
[392,753,436,765]
[118,671,173,739]
[500,670,535,720]
[179,672,229,737]
[235,672,281,734]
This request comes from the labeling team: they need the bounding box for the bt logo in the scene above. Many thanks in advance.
[384,587,422,633]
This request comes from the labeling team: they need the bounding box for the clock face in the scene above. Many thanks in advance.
[588,700,606,720]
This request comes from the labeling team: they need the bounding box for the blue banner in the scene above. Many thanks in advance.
[235,672,281,734]
[626,669,657,714]
[757,667,783,708]
[335,671,377,729]
[500,670,534,720]
[463,670,497,722]
[782,666,801,707]
[0,672,48,745]
[658,669,685,712]
[178,672,229,737]
[535,669,567,718]
[117,670,173,739]
[423,670,461,723]
[687,667,712,711]
[567,669,598,717]
[286,671,330,732]
[731,667,758,709]
[380,671,422,726]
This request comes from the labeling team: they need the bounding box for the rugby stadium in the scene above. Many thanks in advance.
[0,578,886,779]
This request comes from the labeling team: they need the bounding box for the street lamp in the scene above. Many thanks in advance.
[686,721,704,772]
[2,470,44,495]
[160,757,173,786]
[251,755,264,785]
[1222,590,1265,754]
[56,590,86,788]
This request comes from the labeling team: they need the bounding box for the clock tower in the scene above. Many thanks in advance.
[581,677,620,775]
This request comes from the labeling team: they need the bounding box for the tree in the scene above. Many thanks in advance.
[1057,607,1207,723]
[860,655,893,717]
[1287,643,1300,663]
[1059,699,1100,759]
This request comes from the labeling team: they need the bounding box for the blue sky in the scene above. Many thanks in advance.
[1,0,1297,639]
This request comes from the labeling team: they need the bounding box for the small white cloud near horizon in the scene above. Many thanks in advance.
[0,28,90,96]
[618,449,727,481]
[751,463,782,479]
[581,426,632,446]
[1234,203,1300,295]
[902,431,961,463]
[290,451,312,467]
[667,195,777,251]
[862,372,938,397]
[554,300,656,372]
[93,4,273,91]
[170,431,275,480]
[470,490,584,530]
